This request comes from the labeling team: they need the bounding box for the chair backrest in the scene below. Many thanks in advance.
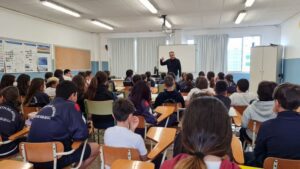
[233,106,247,115]
[231,135,245,164]
[136,115,145,129]
[111,159,155,169]
[0,160,33,169]
[247,120,261,134]
[158,84,165,93]
[100,145,140,167]
[19,142,64,163]
[85,100,114,116]
[22,106,40,119]
[264,157,300,169]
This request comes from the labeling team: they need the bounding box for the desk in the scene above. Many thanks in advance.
[111,159,154,169]
[8,127,30,141]
[112,79,124,87]
[154,106,175,124]
[0,160,33,169]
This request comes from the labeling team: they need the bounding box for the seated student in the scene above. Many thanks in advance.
[252,83,300,167]
[225,74,236,94]
[0,74,16,90]
[158,72,167,84]
[54,69,64,82]
[229,79,257,106]
[104,99,147,161]
[72,75,86,116]
[16,74,31,97]
[0,86,25,158]
[28,81,99,169]
[132,74,142,85]
[141,74,147,82]
[63,69,72,81]
[178,72,187,86]
[198,71,205,78]
[123,69,134,86]
[44,72,53,82]
[145,71,155,87]
[167,72,180,91]
[104,70,116,92]
[180,73,195,93]
[86,71,116,129]
[45,77,59,98]
[85,70,93,86]
[23,78,50,107]
[154,75,185,108]
[186,77,215,103]
[207,71,215,88]
[240,81,277,143]
[214,80,231,110]
[161,97,239,169]
[217,72,225,81]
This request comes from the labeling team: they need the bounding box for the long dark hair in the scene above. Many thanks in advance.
[129,81,151,107]
[175,97,232,169]
[86,71,108,100]
[1,86,21,112]
[54,69,64,82]
[72,75,85,96]
[17,74,30,96]
[23,78,45,106]
[0,74,16,90]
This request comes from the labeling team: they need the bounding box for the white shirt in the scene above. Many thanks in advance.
[104,126,147,156]
[63,75,72,81]
[206,161,221,169]
[44,87,56,97]
[229,92,257,106]
[186,87,215,101]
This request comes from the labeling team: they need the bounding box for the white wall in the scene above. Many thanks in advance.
[281,13,300,59]
[0,7,99,61]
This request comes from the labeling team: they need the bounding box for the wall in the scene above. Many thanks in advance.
[281,13,300,84]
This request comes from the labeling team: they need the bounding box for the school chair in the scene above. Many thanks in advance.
[21,106,40,120]
[264,157,300,169]
[154,106,175,127]
[158,84,164,93]
[246,120,261,148]
[123,86,131,99]
[19,140,88,169]
[85,99,114,143]
[136,115,151,140]
[0,159,33,169]
[111,159,155,169]
[162,103,182,122]
[100,145,140,169]
[231,135,244,165]
[233,106,247,115]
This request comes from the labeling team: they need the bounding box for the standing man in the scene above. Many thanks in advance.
[160,51,182,79]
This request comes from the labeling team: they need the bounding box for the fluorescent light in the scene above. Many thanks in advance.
[91,20,114,30]
[245,0,255,7]
[41,0,80,17]
[139,0,158,14]
[161,18,172,28]
[235,11,247,24]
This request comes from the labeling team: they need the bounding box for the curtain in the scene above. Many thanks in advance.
[194,34,229,73]
[108,38,135,78]
[136,37,166,74]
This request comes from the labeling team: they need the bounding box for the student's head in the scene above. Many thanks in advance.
[0,74,16,89]
[195,77,208,90]
[44,72,53,81]
[54,69,63,81]
[132,74,142,84]
[181,73,187,81]
[77,71,86,78]
[198,71,205,77]
[86,71,108,99]
[145,71,151,78]
[16,74,31,96]
[104,71,111,80]
[1,86,21,112]
[176,97,232,169]
[86,71,93,78]
[215,80,228,95]
[160,72,166,80]
[168,72,176,80]
[129,81,151,107]
[112,99,135,122]
[206,71,215,81]
[186,73,193,82]
[164,75,175,89]
[237,79,249,92]
[141,74,147,82]
[46,77,59,88]
[257,81,278,101]
[64,69,72,77]
[56,81,77,102]
[72,75,85,95]
[169,51,175,59]
[217,72,225,80]
[225,74,234,83]
[126,69,133,78]
[24,78,45,106]
[273,83,300,112]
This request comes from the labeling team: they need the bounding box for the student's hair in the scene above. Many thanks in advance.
[195,77,208,90]
[86,71,108,100]
[175,97,232,169]
[72,75,85,96]
[23,78,45,106]
[1,86,21,112]
[145,71,151,78]
[104,71,111,80]
[160,72,166,79]
[77,71,86,78]
[273,83,300,110]
[237,79,249,92]
[86,71,92,77]
[56,81,77,99]
[168,72,176,79]
[132,74,142,84]
[54,69,64,81]
[257,81,278,101]
[206,71,215,81]
[141,74,147,81]
[64,69,71,75]
[217,72,225,80]
[190,92,212,102]
[198,71,205,77]
[186,73,193,82]
[126,69,133,78]
[0,74,16,89]
[129,81,151,107]
[225,74,234,83]
[215,80,228,95]
[181,73,187,80]
[44,72,53,81]
[113,99,135,121]
[46,77,59,88]
[164,75,174,88]
[16,74,30,96]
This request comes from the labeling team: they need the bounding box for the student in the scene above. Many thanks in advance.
[141,74,147,82]
[16,74,30,97]
[0,74,16,90]
[104,99,147,161]
[217,72,225,81]
[86,71,116,129]
[145,71,155,87]
[27,81,99,169]
[72,75,86,116]
[124,69,133,82]
[44,72,53,82]
[178,72,187,85]
[132,74,142,85]
[23,78,50,107]
[240,81,277,143]
[85,70,93,86]
[198,71,205,77]
[0,86,25,158]
[104,70,116,92]
[186,77,215,103]
[63,69,72,81]
[158,72,167,84]
[207,71,215,88]
[154,75,185,108]
[214,80,231,110]
[225,74,236,94]
[45,77,59,98]
[229,79,257,106]
[251,83,300,167]
[180,73,194,93]
[168,72,180,91]
[161,97,239,169]
[54,69,64,82]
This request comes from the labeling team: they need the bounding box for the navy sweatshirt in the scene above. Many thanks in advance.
[160,58,182,76]
[154,90,185,108]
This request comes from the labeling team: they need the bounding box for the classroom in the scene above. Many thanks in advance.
[0,0,300,169]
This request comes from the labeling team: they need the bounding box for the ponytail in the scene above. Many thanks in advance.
[85,76,98,100]
[174,155,206,169]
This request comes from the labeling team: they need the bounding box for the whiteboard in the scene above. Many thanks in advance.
[158,45,196,73]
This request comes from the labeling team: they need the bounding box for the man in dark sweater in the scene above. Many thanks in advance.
[160,51,182,77]
[253,83,300,167]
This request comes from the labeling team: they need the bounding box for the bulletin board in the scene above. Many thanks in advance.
[55,46,91,70]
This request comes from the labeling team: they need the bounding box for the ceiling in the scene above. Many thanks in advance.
[0,0,300,33]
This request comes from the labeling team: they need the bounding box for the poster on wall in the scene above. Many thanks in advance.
[4,40,25,73]
[24,43,38,72]
[0,40,5,72]
[37,45,51,71]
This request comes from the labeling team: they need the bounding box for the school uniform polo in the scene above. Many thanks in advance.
[29,91,50,107]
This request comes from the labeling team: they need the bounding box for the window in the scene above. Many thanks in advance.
[227,36,261,72]
[187,40,195,44]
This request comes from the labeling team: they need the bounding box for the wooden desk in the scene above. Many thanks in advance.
[116,86,125,92]
[8,127,30,141]
[154,106,175,124]
[0,160,33,169]
[111,159,154,169]
[112,79,124,87]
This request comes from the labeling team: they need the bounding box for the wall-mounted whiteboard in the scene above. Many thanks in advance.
[158,45,196,73]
